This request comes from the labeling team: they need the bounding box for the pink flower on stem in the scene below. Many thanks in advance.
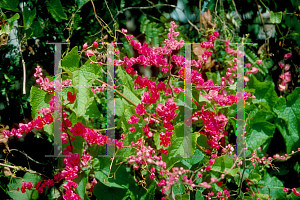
[279,62,285,69]
[257,60,262,64]
[83,43,88,49]
[121,28,128,34]
[85,50,94,57]
[284,53,292,59]
[93,42,98,47]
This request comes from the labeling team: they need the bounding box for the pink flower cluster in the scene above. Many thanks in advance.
[34,66,72,94]
[127,138,167,172]
[91,84,106,94]
[17,181,33,193]
[2,96,60,138]
[191,105,228,149]
[278,53,292,92]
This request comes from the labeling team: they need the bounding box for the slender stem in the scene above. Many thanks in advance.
[0,163,50,179]
[231,0,242,21]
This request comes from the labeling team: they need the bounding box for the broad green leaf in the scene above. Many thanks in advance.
[116,65,135,92]
[206,71,221,85]
[62,46,79,76]
[195,190,205,200]
[248,75,278,111]
[180,149,204,168]
[30,86,54,119]
[211,154,238,177]
[71,56,103,117]
[162,122,199,170]
[197,134,210,148]
[258,173,287,199]
[1,13,20,34]
[246,109,276,152]
[172,183,185,195]
[75,0,89,7]
[0,0,19,11]
[8,173,40,200]
[270,11,282,24]
[273,88,300,153]
[248,173,261,184]
[23,7,36,29]
[94,164,156,200]
[47,187,61,199]
[46,0,67,22]
[115,98,125,117]
[75,170,90,200]
[174,91,197,110]
[123,85,141,106]
[31,20,43,37]
[175,193,190,200]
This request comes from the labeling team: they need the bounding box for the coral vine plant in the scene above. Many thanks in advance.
[2,21,300,200]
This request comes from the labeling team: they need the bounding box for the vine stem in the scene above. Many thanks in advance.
[0,163,50,180]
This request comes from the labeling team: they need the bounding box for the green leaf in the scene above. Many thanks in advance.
[123,85,141,106]
[174,91,197,110]
[75,0,89,7]
[62,46,79,77]
[75,170,90,200]
[71,56,103,117]
[248,173,261,184]
[175,193,190,200]
[197,134,210,148]
[258,173,287,199]
[31,20,43,37]
[30,86,54,119]
[23,7,36,30]
[248,75,278,111]
[115,98,125,117]
[195,190,205,200]
[162,122,200,170]
[7,173,41,200]
[1,13,20,34]
[0,0,19,11]
[294,162,300,173]
[180,149,204,169]
[273,88,300,153]
[46,0,67,22]
[246,109,276,152]
[116,65,135,91]
[270,11,282,24]
[206,71,221,85]
[211,154,238,177]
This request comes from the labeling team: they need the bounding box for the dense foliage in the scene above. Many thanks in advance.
[1,0,300,200]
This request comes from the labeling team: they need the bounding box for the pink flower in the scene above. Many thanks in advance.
[206,165,211,171]
[251,67,259,74]
[129,127,135,133]
[199,182,211,188]
[213,31,219,37]
[121,28,128,34]
[257,60,262,64]
[93,42,98,47]
[283,188,289,193]
[246,63,251,68]
[278,84,286,91]
[225,39,230,46]
[83,43,88,49]
[67,92,76,104]
[284,64,290,71]
[284,72,291,82]
[208,159,215,165]
[279,62,285,69]
[85,50,94,57]
[284,53,292,59]
[244,76,249,82]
